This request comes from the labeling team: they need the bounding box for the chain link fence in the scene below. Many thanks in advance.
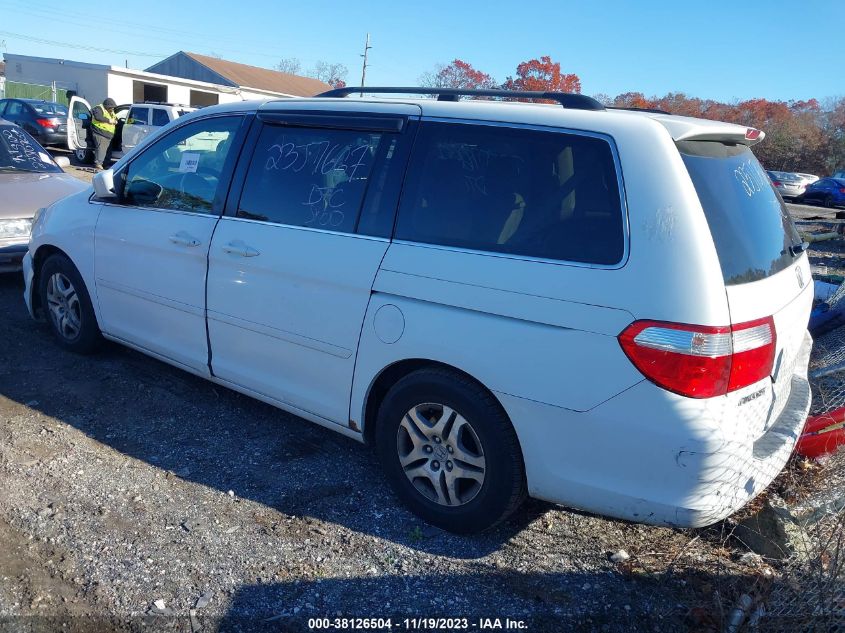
[0,80,70,105]
[754,302,845,631]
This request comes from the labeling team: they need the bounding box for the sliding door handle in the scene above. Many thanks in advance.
[222,241,260,257]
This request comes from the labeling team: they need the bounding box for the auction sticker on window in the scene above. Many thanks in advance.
[179,152,200,173]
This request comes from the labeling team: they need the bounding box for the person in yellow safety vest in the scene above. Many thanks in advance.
[89,97,118,170]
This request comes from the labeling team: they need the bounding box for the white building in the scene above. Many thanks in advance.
[2,52,330,107]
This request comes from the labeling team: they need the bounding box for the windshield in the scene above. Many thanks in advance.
[0,125,62,173]
[679,140,802,285]
[29,102,68,116]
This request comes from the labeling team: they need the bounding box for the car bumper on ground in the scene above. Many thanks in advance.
[0,241,28,273]
[500,331,813,528]
[22,251,36,318]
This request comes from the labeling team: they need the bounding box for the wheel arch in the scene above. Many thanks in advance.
[361,358,513,446]
[30,244,72,319]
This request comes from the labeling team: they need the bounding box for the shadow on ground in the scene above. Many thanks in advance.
[0,274,549,558]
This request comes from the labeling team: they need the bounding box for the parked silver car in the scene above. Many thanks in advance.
[767,170,807,200]
[795,172,819,185]
[0,119,87,272]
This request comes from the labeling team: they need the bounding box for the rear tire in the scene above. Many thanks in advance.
[39,254,101,354]
[824,195,834,208]
[375,367,526,534]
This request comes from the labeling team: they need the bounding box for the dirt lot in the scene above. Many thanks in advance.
[0,165,841,631]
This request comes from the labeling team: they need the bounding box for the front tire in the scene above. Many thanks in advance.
[39,254,101,354]
[375,368,526,534]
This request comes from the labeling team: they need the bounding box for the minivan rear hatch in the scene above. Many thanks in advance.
[679,139,812,432]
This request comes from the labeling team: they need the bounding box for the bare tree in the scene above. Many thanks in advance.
[309,61,348,89]
[274,57,302,75]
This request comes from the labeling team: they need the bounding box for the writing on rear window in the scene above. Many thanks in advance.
[734,159,770,198]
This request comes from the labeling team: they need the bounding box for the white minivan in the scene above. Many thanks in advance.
[24,88,813,533]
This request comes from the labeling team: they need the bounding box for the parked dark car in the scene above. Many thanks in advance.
[799,177,845,208]
[0,99,69,148]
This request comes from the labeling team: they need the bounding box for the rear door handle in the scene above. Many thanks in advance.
[169,231,202,247]
[222,241,260,257]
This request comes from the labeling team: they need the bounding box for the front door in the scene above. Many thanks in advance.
[94,114,246,374]
[122,105,152,152]
[206,112,414,424]
[67,96,91,153]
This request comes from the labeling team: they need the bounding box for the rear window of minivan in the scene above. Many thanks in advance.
[395,122,625,266]
[679,141,802,285]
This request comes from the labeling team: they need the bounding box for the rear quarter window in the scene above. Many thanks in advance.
[678,141,802,285]
[151,109,170,127]
[394,122,625,266]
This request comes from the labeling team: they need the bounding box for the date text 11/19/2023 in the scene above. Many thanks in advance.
[307,617,530,630]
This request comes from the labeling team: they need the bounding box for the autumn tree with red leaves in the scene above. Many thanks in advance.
[419,59,497,89]
[503,56,581,96]
[602,91,843,173]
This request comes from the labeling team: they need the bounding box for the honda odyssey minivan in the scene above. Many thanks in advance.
[23,88,813,533]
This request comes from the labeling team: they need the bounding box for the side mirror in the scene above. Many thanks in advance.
[54,156,70,168]
[92,169,117,199]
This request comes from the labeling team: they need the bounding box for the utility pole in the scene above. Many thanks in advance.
[359,33,371,97]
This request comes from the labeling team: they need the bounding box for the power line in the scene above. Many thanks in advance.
[0,30,166,58]
[0,0,318,64]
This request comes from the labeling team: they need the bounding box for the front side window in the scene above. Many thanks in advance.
[236,124,385,233]
[395,122,625,265]
[121,116,241,214]
[128,107,150,125]
[71,100,89,122]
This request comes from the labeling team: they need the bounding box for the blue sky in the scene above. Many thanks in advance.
[1,0,841,103]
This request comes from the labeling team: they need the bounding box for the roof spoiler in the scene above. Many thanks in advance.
[654,115,766,146]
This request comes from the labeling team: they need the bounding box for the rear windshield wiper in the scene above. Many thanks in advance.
[789,241,810,257]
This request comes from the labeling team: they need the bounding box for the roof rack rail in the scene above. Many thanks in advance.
[316,87,606,111]
[607,106,671,115]
[140,101,192,107]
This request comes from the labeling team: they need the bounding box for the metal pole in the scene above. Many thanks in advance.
[359,33,371,97]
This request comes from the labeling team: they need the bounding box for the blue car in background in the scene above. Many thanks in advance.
[799,177,845,208]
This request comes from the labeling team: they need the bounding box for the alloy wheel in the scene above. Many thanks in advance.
[396,403,486,507]
[46,272,82,341]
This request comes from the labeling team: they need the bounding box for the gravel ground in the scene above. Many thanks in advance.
[0,161,839,632]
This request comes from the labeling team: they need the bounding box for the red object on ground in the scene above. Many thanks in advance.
[796,406,845,458]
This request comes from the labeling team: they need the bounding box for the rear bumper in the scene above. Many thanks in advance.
[40,130,67,146]
[775,187,805,199]
[501,330,813,527]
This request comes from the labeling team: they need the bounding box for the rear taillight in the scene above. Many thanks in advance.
[745,128,762,140]
[772,181,782,187]
[619,317,776,399]
[839,188,845,194]
[35,117,60,129]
